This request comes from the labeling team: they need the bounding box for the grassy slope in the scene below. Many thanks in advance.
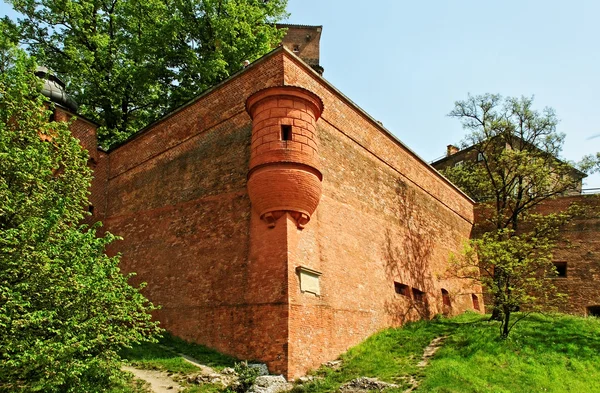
[419,313,600,393]
[120,313,600,393]
[297,313,600,393]
[120,333,237,373]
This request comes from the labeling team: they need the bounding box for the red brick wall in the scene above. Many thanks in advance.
[93,49,482,379]
[533,195,600,315]
[101,53,294,370]
[276,53,482,378]
[279,25,322,67]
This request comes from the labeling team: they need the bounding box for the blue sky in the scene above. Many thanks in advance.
[2,0,599,187]
[286,0,600,188]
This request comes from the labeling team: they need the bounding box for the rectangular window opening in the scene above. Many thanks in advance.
[553,262,567,278]
[281,124,292,141]
[394,282,410,297]
[412,288,425,303]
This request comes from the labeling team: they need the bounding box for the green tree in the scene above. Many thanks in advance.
[0,47,161,392]
[5,0,288,148]
[443,94,599,337]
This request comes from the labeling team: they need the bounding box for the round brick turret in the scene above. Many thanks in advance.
[246,86,324,228]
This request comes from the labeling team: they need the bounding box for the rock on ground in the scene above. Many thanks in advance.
[248,375,293,393]
[339,377,398,392]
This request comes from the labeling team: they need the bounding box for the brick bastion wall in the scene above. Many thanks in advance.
[86,48,483,379]
[280,53,482,377]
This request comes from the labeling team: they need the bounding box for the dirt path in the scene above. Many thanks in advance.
[122,365,184,393]
[417,336,446,368]
[402,336,447,393]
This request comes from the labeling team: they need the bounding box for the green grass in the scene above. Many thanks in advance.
[419,313,600,392]
[158,333,237,371]
[120,333,237,373]
[121,314,600,393]
[295,312,600,393]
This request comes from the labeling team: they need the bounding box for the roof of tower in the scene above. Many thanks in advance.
[35,66,78,112]
[276,23,323,29]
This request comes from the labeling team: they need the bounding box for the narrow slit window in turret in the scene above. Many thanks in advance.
[281,124,292,141]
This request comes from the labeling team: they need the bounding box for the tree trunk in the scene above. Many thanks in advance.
[489,269,503,321]
[501,308,511,338]
[490,307,502,321]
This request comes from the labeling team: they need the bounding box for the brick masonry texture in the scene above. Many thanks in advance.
[71,48,484,379]
[279,25,322,68]
[276,53,482,377]
[533,195,600,315]
[246,86,324,228]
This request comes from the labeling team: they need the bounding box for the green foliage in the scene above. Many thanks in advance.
[232,362,260,393]
[0,47,161,392]
[7,0,288,148]
[443,94,599,337]
[119,313,600,392]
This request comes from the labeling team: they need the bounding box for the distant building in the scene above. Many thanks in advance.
[431,139,586,198]
[432,139,600,317]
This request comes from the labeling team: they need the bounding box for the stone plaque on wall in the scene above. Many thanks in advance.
[296,266,322,296]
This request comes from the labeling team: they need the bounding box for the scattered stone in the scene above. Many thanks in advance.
[296,375,324,384]
[417,336,446,368]
[339,377,398,392]
[248,375,293,393]
[248,363,270,376]
[323,360,342,370]
[222,367,236,375]
[296,376,314,384]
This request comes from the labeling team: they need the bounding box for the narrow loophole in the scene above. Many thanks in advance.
[281,125,292,141]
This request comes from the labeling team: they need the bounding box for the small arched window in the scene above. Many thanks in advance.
[441,289,451,307]
[472,294,480,311]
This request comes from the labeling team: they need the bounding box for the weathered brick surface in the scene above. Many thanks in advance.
[100,52,292,370]
[81,48,482,379]
[285,116,481,379]
[278,25,322,68]
[57,107,107,224]
[533,195,600,315]
[246,86,324,228]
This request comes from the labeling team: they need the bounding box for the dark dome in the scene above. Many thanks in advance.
[35,66,78,112]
